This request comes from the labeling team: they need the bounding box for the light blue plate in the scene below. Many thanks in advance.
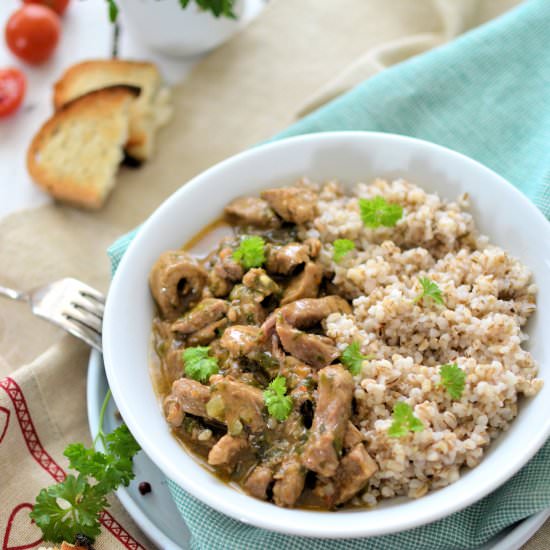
[87,350,190,550]
[87,350,549,550]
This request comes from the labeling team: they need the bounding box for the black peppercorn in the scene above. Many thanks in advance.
[74,533,94,549]
[138,481,152,495]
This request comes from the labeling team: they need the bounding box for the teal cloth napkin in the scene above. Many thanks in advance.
[108,0,550,548]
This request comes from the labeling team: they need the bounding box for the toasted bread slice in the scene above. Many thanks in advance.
[27,86,137,209]
[53,59,172,161]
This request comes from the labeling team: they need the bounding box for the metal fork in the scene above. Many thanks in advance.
[0,278,104,352]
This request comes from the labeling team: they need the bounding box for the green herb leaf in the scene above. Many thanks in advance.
[359,196,403,228]
[388,402,424,438]
[183,346,219,383]
[30,392,141,544]
[232,235,266,270]
[333,239,355,263]
[106,0,118,22]
[195,0,236,18]
[414,276,445,306]
[341,341,372,376]
[30,474,106,543]
[64,425,140,494]
[263,375,293,421]
[439,363,466,399]
[106,0,236,23]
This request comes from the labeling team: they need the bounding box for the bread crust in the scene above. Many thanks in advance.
[53,59,158,109]
[27,86,136,209]
[53,59,163,161]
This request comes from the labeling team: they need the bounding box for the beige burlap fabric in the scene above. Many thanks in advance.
[3,1,546,548]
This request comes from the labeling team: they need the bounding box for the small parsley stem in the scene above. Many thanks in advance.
[94,389,112,449]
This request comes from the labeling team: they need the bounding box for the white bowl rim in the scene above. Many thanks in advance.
[103,131,550,539]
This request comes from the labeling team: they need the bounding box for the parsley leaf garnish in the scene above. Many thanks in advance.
[232,235,266,270]
[30,391,141,543]
[341,341,372,376]
[64,424,139,494]
[388,402,424,438]
[359,196,403,228]
[333,239,355,263]
[439,363,466,399]
[192,0,237,18]
[183,346,219,383]
[109,0,237,22]
[414,276,444,306]
[263,375,293,421]
[31,474,107,543]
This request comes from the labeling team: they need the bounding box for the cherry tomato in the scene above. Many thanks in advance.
[5,5,61,65]
[22,0,70,16]
[0,68,26,117]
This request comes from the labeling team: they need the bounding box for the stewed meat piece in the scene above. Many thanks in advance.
[265,238,321,275]
[207,434,248,467]
[301,365,354,477]
[162,347,188,387]
[312,442,378,508]
[280,262,323,305]
[266,243,310,275]
[276,318,339,369]
[164,396,184,427]
[228,284,266,325]
[210,376,265,433]
[168,378,211,417]
[303,237,321,258]
[334,444,378,505]
[206,246,245,298]
[171,298,229,334]
[224,196,281,228]
[343,421,364,450]
[242,268,281,299]
[259,296,350,368]
[261,187,318,224]
[273,458,306,508]
[149,250,208,320]
[186,318,228,346]
[207,270,233,298]
[220,325,263,358]
[279,295,351,328]
[218,247,244,281]
[244,465,274,500]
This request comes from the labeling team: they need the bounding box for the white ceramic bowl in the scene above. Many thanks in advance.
[103,132,550,539]
[118,0,244,57]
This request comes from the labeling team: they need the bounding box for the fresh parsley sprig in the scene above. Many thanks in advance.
[183,346,219,383]
[106,0,236,22]
[341,342,372,376]
[414,276,445,307]
[439,363,466,399]
[232,235,266,270]
[333,239,355,263]
[263,375,293,421]
[388,402,424,438]
[359,196,403,228]
[180,0,237,18]
[30,391,141,544]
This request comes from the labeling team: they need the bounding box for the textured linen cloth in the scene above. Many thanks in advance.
[0,0,543,548]
[109,1,550,549]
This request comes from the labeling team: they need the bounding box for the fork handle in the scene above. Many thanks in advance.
[0,285,29,302]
